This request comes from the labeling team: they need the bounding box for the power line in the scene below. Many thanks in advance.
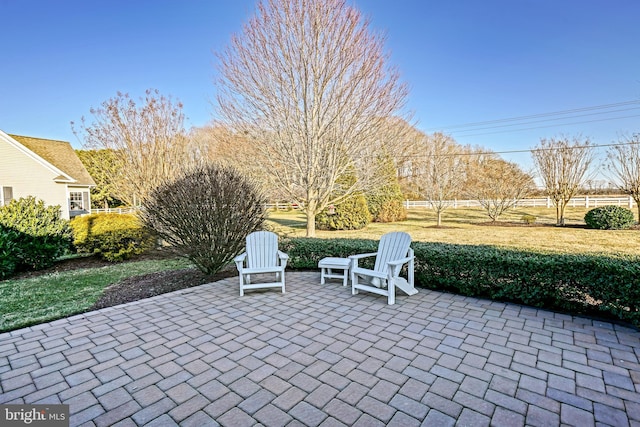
[452,113,640,138]
[427,99,640,131]
[451,107,640,134]
[395,140,640,160]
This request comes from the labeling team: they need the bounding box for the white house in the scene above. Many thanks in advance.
[0,129,95,219]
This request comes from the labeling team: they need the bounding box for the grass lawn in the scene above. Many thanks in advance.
[1,206,637,333]
[0,258,192,333]
[267,206,640,256]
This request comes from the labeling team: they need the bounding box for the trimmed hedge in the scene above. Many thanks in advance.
[71,213,155,262]
[282,237,640,327]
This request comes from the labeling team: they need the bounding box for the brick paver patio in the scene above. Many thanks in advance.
[1,272,639,426]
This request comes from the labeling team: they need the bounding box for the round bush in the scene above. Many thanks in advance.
[0,196,72,271]
[316,194,372,231]
[140,164,267,275]
[584,205,635,230]
[71,213,156,261]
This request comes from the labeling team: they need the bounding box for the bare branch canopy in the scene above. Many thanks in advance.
[214,0,410,236]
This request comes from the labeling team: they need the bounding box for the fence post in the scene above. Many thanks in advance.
[585,195,589,208]
[630,196,634,210]
[547,197,551,208]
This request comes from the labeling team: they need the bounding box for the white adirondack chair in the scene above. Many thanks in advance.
[349,231,417,305]
[234,231,289,296]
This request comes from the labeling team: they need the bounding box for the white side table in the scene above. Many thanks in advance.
[318,257,351,287]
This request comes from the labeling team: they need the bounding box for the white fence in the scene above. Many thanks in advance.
[91,196,637,214]
[91,207,138,214]
[404,196,637,209]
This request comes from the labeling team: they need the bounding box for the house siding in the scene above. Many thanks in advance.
[0,136,72,218]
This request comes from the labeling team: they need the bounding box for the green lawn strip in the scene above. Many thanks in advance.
[0,258,192,333]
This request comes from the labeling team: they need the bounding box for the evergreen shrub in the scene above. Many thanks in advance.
[366,156,407,222]
[71,213,155,261]
[584,205,635,230]
[0,225,19,278]
[315,194,372,231]
[0,196,72,271]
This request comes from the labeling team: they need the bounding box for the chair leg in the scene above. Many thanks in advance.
[281,270,286,294]
[239,274,244,296]
[388,276,395,305]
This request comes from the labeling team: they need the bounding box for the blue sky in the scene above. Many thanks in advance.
[2,0,639,175]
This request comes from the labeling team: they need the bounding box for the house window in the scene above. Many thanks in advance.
[70,192,85,211]
[1,186,12,206]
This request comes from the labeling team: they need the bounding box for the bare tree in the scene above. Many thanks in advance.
[608,133,640,220]
[73,89,196,206]
[214,0,409,237]
[417,133,466,226]
[531,136,595,225]
[466,155,534,221]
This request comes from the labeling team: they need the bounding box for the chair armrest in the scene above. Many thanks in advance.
[387,255,414,267]
[349,252,377,260]
[278,251,289,269]
[349,252,377,270]
[234,252,247,272]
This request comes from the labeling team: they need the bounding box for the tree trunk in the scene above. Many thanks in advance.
[556,204,565,226]
[305,199,318,237]
[306,213,316,238]
[436,210,442,226]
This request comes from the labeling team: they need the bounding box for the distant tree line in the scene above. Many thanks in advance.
[71,0,639,231]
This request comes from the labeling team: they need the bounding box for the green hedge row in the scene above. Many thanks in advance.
[281,237,640,327]
[70,213,155,262]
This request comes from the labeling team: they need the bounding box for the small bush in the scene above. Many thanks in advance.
[521,214,536,224]
[316,194,372,231]
[584,205,635,230]
[71,213,155,261]
[0,196,72,271]
[140,164,266,275]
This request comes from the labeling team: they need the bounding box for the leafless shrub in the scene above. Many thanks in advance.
[140,164,266,274]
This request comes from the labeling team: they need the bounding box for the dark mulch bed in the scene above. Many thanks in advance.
[89,266,235,310]
[12,250,235,311]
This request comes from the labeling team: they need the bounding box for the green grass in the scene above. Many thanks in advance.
[0,258,192,333]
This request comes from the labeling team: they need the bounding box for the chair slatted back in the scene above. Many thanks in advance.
[246,231,278,268]
[373,232,412,273]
